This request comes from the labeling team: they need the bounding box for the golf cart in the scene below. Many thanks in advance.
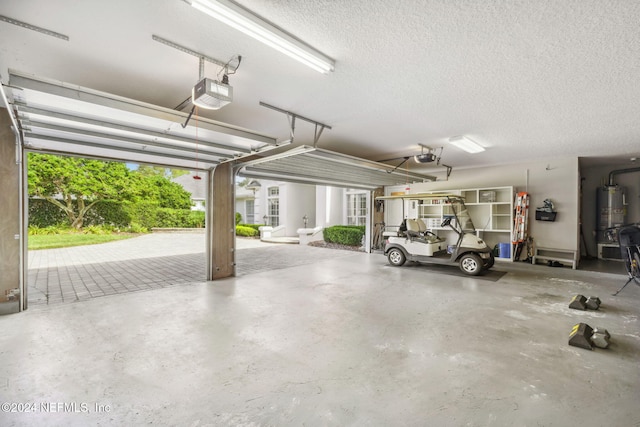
[377,193,494,275]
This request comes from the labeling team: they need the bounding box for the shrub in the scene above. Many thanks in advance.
[235,212,242,225]
[238,223,263,232]
[28,225,71,235]
[236,225,258,237]
[84,200,130,228]
[323,225,365,246]
[125,201,159,230]
[154,208,205,228]
[28,198,68,227]
[125,223,149,233]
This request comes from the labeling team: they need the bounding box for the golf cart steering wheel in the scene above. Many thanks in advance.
[441,217,452,228]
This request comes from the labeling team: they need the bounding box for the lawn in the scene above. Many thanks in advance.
[28,233,143,250]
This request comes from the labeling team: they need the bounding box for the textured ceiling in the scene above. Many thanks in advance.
[1,0,639,177]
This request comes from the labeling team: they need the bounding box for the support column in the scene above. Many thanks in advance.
[206,162,235,280]
[0,108,22,314]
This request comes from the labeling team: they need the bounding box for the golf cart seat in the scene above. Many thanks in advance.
[406,219,421,238]
[416,218,428,234]
[407,219,444,244]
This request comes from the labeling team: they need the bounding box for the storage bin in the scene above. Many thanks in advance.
[498,243,511,258]
[480,191,496,203]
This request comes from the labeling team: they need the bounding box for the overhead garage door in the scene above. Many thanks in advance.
[235,145,437,189]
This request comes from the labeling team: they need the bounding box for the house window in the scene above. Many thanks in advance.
[267,186,279,226]
[245,200,255,224]
[347,191,367,226]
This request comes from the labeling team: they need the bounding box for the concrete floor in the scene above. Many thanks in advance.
[1,249,639,426]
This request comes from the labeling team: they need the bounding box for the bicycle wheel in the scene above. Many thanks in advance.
[633,252,640,282]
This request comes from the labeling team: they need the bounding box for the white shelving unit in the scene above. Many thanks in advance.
[416,186,514,261]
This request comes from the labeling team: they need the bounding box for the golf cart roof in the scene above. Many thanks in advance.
[375,193,464,201]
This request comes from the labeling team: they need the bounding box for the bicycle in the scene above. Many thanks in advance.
[613,224,640,296]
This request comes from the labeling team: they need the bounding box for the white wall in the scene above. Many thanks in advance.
[315,186,344,227]
[283,183,316,235]
[385,156,581,253]
[251,180,317,235]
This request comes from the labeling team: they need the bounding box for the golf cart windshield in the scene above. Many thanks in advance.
[446,196,476,233]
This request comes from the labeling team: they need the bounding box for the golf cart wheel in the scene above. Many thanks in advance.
[459,253,483,276]
[387,248,406,267]
[484,253,495,269]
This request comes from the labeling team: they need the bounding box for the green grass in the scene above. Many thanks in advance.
[28,233,143,250]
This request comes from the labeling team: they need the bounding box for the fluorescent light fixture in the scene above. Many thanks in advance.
[192,77,233,109]
[185,0,335,74]
[448,136,485,153]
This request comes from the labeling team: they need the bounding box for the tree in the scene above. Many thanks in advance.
[135,175,193,209]
[28,153,136,229]
[134,165,189,179]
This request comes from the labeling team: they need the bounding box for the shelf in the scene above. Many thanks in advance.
[408,186,514,260]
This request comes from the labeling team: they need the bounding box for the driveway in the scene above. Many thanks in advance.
[27,233,357,308]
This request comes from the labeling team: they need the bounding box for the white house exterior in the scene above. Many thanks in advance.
[237,179,370,236]
[173,173,370,235]
[172,171,207,211]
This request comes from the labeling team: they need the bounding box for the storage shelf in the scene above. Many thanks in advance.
[414,186,515,261]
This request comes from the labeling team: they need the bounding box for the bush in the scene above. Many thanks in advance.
[125,223,149,233]
[125,201,159,230]
[238,223,263,232]
[84,200,130,228]
[235,212,242,225]
[28,198,68,227]
[236,225,259,237]
[28,225,71,235]
[29,198,131,228]
[323,225,365,246]
[154,208,205,228]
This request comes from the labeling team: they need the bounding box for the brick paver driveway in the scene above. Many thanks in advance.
[27,232,356,308]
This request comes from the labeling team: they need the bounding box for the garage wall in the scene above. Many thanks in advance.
[386,156,581,254]
[0,108,21,313]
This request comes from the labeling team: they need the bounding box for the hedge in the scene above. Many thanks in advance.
[29,198,130,228]
[29,198,68,227]
[236,225,259,237]
[323,225,365,246]
[154,208,205,228]
[238,223,264,232]
[124,201,159,230]
[29,198,205,229]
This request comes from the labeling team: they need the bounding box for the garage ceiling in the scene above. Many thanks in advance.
[1,1,640,176]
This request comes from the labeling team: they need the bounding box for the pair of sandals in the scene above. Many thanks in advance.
[547,260,564,267]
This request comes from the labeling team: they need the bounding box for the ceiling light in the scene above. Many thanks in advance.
[192,76,233,110]
[448,136,485,153]
[184,0,335,74]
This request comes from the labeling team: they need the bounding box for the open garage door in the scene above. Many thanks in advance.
[1,70,283,310]
[4,69,280,169]
[235,145,438,254]
[235,145,436,190]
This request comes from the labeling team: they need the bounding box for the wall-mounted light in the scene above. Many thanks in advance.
[448,136,485,153]
[184,0,335,74]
